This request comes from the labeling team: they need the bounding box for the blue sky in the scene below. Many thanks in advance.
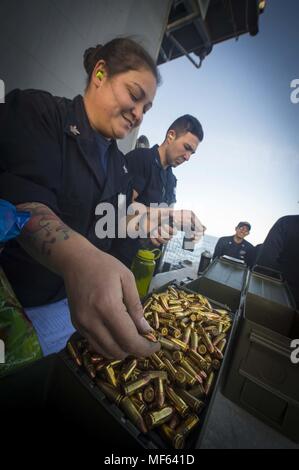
[139,0,299,245]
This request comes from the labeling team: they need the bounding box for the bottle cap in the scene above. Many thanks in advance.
[137,249,161,261]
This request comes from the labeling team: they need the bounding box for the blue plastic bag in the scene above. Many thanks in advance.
[0,199,31,244]
[0,200,42,377]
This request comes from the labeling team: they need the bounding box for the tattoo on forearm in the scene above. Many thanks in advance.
[17,202,73,257]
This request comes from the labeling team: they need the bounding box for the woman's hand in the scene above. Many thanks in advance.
[63,246,160,359]
[17,202,160,359]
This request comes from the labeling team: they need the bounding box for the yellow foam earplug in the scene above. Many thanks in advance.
[96,70,104,80]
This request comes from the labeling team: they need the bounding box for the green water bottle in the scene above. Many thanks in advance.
[131,249,161,299]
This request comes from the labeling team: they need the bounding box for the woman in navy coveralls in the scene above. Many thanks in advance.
[0,38,161,359]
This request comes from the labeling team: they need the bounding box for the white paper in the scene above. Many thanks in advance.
[25,298,75,356]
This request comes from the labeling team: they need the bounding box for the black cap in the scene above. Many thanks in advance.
[236,221,251,231]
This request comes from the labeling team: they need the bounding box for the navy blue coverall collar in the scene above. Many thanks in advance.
[152,144,175,203]
[63,95,130,201]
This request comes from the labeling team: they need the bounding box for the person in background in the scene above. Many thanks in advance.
[213,221,255,266]
[112,115,204,268]
[256,215,299,307]
[135,134,150,149]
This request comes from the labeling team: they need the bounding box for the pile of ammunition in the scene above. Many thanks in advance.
[67,286,232,449]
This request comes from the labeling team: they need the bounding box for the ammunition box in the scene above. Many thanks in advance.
[224,269,299,443]
[0,284,236,450]
[186,257,248,312]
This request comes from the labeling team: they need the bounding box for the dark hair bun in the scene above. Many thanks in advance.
[83,38,160,87]
[83,44,103,75]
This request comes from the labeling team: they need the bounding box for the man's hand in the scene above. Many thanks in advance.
[147,208,206,246]
[172,209,206,242]
[127,203,177,247]
[128,204,206,247]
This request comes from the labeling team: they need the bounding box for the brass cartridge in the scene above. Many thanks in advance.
[95,379,123,406]
[105,364,118,388]
[190,330,199,352]
[160,423,176,444]
[160,327,169,337]
[169,337,189,352]
[155,377,165,409]
[159,348,174,363]
[172,350,184,363]
[165,386,189,417]
[120,396,147,434]
[122,374,152,396]
[67,340,82,367]
[160,294,169,311]
[120,359,138,382]
[176,389,205,414]
[198,326,215,354]
[131,396,147,415]
[145,406,174,430]
[175,415,199,439]
[82,351,96,379]
[213,346,224,360]
[179,358,203,384]
[143,384,155,403]
[222,323,231,334]
[168,287,179,298]
[147,371,168,380]
[137,358,150,370]
[159,337,180,351]
[212,359,221,370]
[158,318,173,326]
[163,357,178,381]
[90,354,104,365]
[168,306,184,313]
[217,339,227,353]
[188,384,205,399]
[213,333,227,347]
[198,344,207,356]
[188,348,207,366]
[149,352,166,370]
[168,325,182,339]
[175,369,187,387]
[205,371,215,396]
[182,326,192,345]
[153,311,160,330]
[142,332,158,343]
[95,360,106,374]
[143,297,153,311]
[168,413,181,430]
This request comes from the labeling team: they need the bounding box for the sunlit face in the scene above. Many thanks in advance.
[86,67,156,139]
[165,132,200,168]
[235,225,250,239]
